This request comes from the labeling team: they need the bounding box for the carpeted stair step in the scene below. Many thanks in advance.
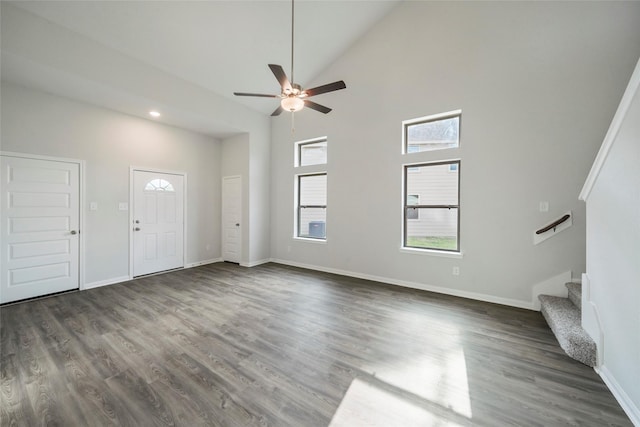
[538,294,596,367]
[566,282,582,309]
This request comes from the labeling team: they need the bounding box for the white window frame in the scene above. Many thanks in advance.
[403,160,460,252]
[295,136,327,168]
[294,136,328,241]
[403,110,461,154]
[296,172,327,240]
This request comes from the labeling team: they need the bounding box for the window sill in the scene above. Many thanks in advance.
[294,237,327,244]
[399,247,463,259]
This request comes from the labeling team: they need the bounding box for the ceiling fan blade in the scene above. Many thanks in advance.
[268,64,292,92]
[304,100,332,114]
[234,92,279,98]
[271,105,284,116]
[304,81,346,97]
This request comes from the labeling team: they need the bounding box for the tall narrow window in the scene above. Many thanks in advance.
[404,161,460,251]
[297,173,327,239]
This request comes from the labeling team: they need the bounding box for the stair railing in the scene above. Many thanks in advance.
[533,211,573,245]
[536,214,571,235]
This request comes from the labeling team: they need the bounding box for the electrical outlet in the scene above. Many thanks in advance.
[90,202,98,211]
[206,244,211,251]
[118,202,128,211]
[539,201,549,212]
[453,266,460,276]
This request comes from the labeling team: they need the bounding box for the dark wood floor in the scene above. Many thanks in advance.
[1,262,631,426]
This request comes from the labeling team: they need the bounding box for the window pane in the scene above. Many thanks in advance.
[406,208,458,251]
[300,174,327,205]
[299,208,326,238]
[300,140,327,166]
[145,178,175,192]
[406,163,459,205]
[406,115,459,152]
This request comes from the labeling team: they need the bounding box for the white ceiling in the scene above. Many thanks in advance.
[2,1,399,137]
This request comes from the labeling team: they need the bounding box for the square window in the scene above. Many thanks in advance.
[405,113,460,153]
[297,138,327,167]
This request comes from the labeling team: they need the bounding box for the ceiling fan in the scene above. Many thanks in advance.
[233,0,346,117]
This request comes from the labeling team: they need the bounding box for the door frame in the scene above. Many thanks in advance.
[128,167,187,279]
[0,151,86,291]
[222,175,242,263]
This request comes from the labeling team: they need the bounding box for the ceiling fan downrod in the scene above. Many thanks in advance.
[290,0,295,86]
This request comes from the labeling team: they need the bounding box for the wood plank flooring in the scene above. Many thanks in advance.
[1,262,632,426]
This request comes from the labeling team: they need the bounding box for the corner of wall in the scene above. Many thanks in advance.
[530,270,572,311]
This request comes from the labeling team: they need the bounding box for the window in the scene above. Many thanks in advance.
[404,161,460,252]
[404,112,460,153]
[144,178,175,192]
[297,173,327,239]
[297,138,327,167]
[295,137,327,240]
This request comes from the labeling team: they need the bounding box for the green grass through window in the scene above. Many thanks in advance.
[406,236,457,250]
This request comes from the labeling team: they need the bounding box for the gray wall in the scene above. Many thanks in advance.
[1,82,222,286]
[270,1,640,306]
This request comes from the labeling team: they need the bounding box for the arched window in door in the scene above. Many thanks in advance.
[144,178,175,192]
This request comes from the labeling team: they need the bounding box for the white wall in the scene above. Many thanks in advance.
[582,61,640,423]
[270,1,640,307]
[1,82,222,286]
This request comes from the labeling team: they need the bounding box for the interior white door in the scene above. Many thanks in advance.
[1,155,80,304]
[133,170,184,277]
[222,176,241,263]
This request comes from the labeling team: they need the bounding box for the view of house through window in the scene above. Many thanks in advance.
[403,110,461,252]
[295,137,328,240]
[297,174,327,239]
[404,161,459,251]
[405,113,460,153]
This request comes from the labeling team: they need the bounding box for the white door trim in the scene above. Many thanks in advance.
[0,151,86,292]
[129,166,187,279]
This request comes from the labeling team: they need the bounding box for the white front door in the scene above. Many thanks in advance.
[1,155,80,304]
[222,176,241,263]
[132,170,184,277]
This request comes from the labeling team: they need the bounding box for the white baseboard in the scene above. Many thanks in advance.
[241,258,271,268]
[270,258,534,310]
[597,366,640,426]
[83,275,130,290]
[185,258,222,268]
[83,259,222,290]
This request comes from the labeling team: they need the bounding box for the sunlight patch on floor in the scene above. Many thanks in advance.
[361,316,473,420]
[329,378,465,427]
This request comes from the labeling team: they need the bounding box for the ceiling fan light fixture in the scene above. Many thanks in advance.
[281,96,304,112]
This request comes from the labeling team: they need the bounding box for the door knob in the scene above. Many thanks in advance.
[135,220,140,224]
[235,223,240,227]
[70,230,77,235]
[134,227,140,231]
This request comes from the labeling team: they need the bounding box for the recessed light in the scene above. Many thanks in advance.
[149,111,161,118]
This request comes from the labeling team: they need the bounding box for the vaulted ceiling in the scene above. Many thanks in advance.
[1,1,400,137]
